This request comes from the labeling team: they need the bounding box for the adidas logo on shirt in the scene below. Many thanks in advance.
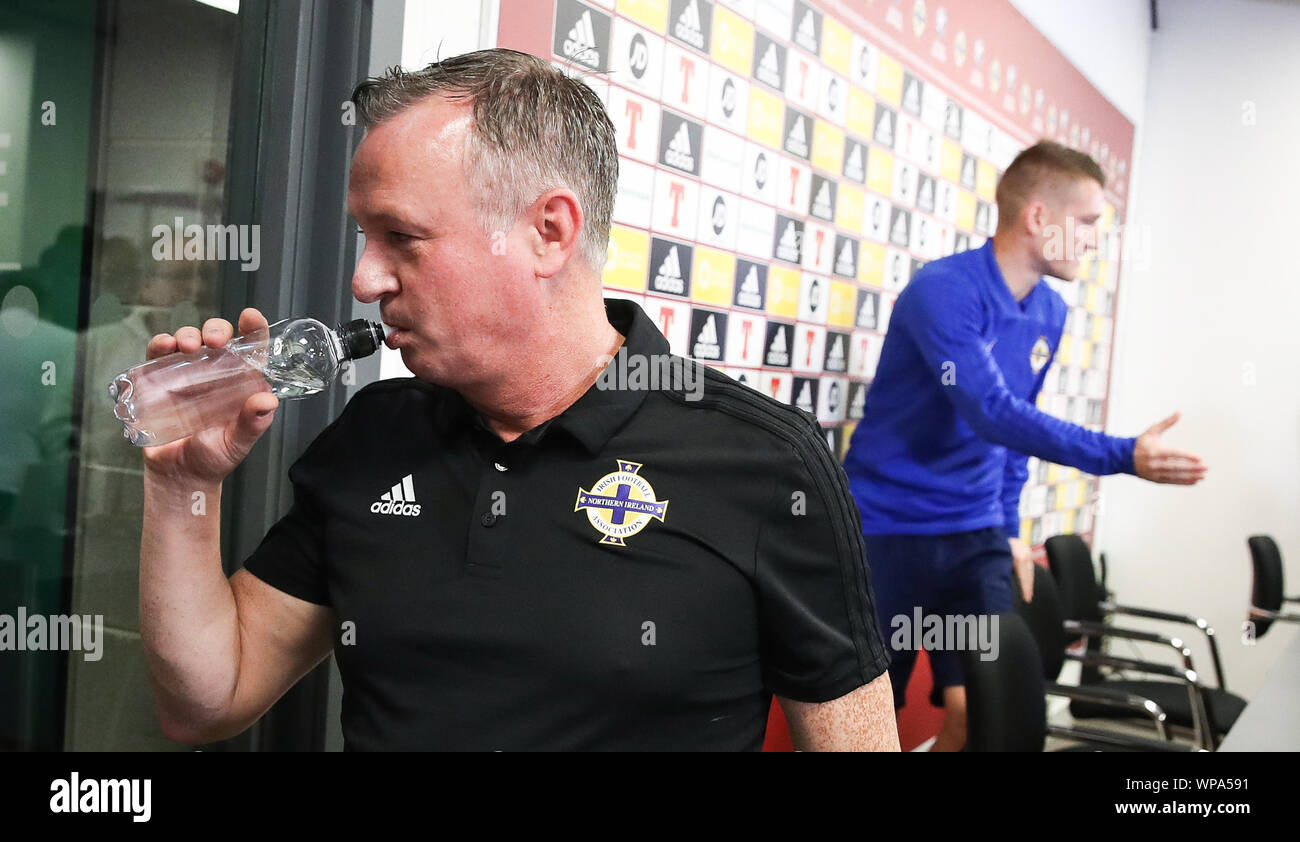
[371,474,422,517]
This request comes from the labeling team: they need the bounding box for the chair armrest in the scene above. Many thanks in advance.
[1065,651,1197,684]
[1064,620,1197,675]
[1065,652,1215,750]
[1047,724,1202,752]
[1101,602,1201,626]
[1250,606,1300,623]
[1099,601,1227,691]
[1045,681,1169,740]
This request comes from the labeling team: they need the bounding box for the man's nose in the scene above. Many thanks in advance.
[352,245,398,303]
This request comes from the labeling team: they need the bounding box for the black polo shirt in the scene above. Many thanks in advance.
[243,298,890,750]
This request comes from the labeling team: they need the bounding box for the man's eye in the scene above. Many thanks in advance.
[354,226,416,244]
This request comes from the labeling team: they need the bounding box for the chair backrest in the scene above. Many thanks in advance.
[1014,564,1067,681]
[962,612,1047,752]
[1044,534,1105,624]
[1247,535,1284,638]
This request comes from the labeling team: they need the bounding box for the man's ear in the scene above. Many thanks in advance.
[528,188,584,279]
[1023,199,1048,236]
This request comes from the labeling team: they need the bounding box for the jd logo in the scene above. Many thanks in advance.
[629,33,648,78]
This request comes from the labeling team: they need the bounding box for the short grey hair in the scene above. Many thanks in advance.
[352,49,618,271]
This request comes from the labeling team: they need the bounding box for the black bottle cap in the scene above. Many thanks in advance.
[336,319,386,360]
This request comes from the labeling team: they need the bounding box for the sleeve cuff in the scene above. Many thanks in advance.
[1118,436,1139,476]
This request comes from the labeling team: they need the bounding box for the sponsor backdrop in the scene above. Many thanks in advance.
[499,0,1134,746]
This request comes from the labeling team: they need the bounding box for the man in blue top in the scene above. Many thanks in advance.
[843,141,1207,751]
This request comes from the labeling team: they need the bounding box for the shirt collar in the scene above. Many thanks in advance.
[431,298,667,454]
[981,237,1041,315]
[548,298,667,454]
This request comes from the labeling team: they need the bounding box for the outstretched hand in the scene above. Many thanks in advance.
[1133,411,1207,485]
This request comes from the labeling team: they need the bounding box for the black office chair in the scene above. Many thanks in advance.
[1044,534,1245,749]
[962,612,1046,752]
[963,600,1193,753]
[1012,564,1198,751]
[1246,535,1300,639]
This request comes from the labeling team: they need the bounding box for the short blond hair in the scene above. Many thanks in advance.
[996,141,1105,229]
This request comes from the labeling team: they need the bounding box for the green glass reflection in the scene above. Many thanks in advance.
[0,0,97,750]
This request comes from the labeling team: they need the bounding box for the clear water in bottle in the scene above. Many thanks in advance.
[111,347,271,446]
[111,317,384,446]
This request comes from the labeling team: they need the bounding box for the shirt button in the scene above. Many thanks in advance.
[494,462,508,472]
[480,512,498,527]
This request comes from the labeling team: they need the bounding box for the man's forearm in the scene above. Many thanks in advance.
[139,473,241,741]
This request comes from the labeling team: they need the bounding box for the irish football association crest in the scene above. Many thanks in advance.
[1030,336,1051,374]
[574,460,669,546]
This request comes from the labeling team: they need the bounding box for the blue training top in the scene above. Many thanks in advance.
[843,239,1136,537]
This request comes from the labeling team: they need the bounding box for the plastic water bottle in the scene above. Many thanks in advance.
[110,317,385,446]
